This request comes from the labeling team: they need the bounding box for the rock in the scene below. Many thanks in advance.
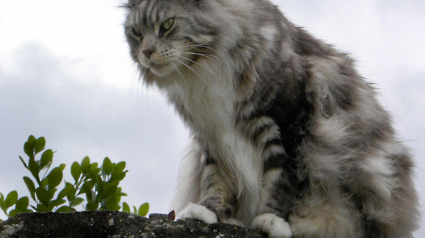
[0,211,267,238]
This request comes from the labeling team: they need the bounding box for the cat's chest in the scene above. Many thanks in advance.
[166,74,262,222]
[176,84,236,139]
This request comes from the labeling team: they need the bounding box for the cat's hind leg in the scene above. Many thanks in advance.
[288,200,362,238]
[253,168,294,238]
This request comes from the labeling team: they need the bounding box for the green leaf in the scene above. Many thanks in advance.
[23,177,36,201]
[24,142,32,158]
[58,183,73,200]
[133,206,137,215]
[15,197,29,212]
[50,198,66,207]
[102,184,118,199]
[71,162,81,183]
[47,167,63,190]
[36,187,50,206]
[56,205,72,213]
[58,164,66,171]
[81,156,91,173]
[8,209,18,217]
[41,177,48,188]
[138,203,149,217]
[5,191,18,209]
[39,149,53,169]
[90,163,99,170]
[89,168,101,181]
[28,135,36,144]
[34,137,46,154]
[28,158,40,182]
[114,162,126,172]
[65,183,77,201]
[102,157,112,175]
[36,204,49,212]
[57,187,68,200]
[83,180,95,190]
[82,183,94,202]
[70,197,84,207]
[48,188,58,200]
[86,202,98,211]
[0,193,5,211]
[106,197,119,211]
[110,172,126,182]
[24,135,36,158]
[122,202,130,213]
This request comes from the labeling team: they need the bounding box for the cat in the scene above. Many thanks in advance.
[123,0,420,237]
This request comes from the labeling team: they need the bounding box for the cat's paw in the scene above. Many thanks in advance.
[178,203,218,224]
[252,213,292,238]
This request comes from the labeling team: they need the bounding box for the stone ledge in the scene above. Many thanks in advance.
[0,211,267,238]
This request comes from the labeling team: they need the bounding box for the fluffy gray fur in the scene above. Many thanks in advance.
[123,0,420,237]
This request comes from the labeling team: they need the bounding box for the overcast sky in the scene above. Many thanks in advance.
[0,0,424,235]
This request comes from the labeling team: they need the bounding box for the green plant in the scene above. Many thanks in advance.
[0,135,149,221]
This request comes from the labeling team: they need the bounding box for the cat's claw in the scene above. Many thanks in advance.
[252,213,292,238]
[178,203,218,224]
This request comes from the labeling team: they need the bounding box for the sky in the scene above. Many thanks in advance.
[0,0,424,235]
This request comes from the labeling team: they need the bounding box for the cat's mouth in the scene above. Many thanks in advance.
[148,61,175,77]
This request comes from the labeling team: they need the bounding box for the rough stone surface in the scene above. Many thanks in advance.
[0,211,267,238]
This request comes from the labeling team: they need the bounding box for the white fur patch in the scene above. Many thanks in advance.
[252,213,292,238]
[178,203,218,224]
[360,153,398,201]
[256,124,280,145]
[261,144,285,161]
[260,25,277,51]
[315,117,348,146]
[240,101,256,118]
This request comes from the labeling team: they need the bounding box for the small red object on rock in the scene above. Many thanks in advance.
[168,210,176,221]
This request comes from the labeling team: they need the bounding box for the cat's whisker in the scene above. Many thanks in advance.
[174,58,215,93]
[182,44,225,60]
[170,61,188,92]
[178,55,229,87]
[187,44,224,58]
[181,52,230,78]
[181,46,226,64]
[184,43,227,51]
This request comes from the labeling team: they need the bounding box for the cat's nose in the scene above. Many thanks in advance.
[142,49,154,59]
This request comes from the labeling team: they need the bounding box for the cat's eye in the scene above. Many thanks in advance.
[131,26,143,39]
[160,18,174,33]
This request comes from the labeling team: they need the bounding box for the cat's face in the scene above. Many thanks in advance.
[124,0,219,78]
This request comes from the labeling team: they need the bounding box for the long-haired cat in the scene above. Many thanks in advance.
[123,0,420,237]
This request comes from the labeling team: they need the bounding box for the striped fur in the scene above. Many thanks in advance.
[123,0,420,237]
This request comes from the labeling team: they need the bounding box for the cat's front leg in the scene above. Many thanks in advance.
[252,167,293,238]
[179,155,238,224]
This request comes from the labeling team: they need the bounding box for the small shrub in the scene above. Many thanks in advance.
[0,135,149,222]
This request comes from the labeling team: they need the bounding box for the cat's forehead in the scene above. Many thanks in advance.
[126,0,182,27]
